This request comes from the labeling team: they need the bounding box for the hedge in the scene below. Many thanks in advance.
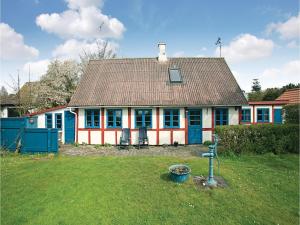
[215,124,299,155]
[284,104,300,124]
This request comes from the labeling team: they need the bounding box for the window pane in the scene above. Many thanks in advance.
[136,115,142,122]
[108,121,114,127]
[136,121,143,128]
[46,114,52,128]
[173,120,179,127]
[145,115,151,121]
[93,110,99,127]
[165,121,171,127]
[145,121,151,128]
[257,114,262,121]
[165,115,171,122]
[216,120,220,126]
[264,110,269,121]
[115,110,122,118]
[136,110,143,116]
[56,114,62,129]
[191,120,200,125]
[173,110,179,116]
[107,110,113,117]
[108,116,114,122]
[165,110,171,116]
[116,120,121,127]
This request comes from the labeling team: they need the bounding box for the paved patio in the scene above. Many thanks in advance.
[59,144,208,157]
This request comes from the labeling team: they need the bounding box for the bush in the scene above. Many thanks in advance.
[284,104,300,124]
[203,140,212,146]
[215,124,299,155]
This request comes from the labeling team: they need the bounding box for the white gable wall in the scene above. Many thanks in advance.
[35,108,67,143]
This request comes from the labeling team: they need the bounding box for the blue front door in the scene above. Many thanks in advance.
[188,109,202,144]
[64,111,75,144]
[274,109,282,124]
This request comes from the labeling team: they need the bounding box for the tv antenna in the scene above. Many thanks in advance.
[215,37,222,57]
[99,22,104,31]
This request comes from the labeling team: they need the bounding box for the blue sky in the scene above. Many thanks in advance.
[1,0,299,92]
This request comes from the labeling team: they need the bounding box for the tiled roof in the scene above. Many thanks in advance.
[0,94,17,106]
[276,88,300,104]
[69,57,248,107]
[27,105,67,116]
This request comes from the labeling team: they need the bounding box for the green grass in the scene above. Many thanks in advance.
[1,153,299,225]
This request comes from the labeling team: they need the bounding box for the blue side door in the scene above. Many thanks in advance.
[188,109,202,144]
[274,108,282,124]
[64,111,75,144]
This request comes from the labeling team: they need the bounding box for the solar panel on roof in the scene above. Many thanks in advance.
[169,68,182,83]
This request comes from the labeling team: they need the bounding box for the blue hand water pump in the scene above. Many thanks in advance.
[202,134,220,187]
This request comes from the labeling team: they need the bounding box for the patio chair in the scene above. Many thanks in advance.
[138,127,149,149]
[119,128,130,150]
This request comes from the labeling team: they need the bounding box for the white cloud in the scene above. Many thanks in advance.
[0,23,39,60]
[287,40,299,48]
[66,0,103,9]
[259,60,300,88]
[217,33,274,64]
[52,39,118,60]
[282,60,300,76]
[172,51,184,57]
[266,13,300,39]
[22,59,50,81]
[36,1,125,40]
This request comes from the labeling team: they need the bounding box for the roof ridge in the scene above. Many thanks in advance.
[89,57,225,61]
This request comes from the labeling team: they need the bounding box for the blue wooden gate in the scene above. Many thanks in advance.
[188,109,202,144]
[0,117,58,153]
[274,108,282,124]
[64,111,75,144]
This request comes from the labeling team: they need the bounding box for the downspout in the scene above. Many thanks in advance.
[68,107,77,143]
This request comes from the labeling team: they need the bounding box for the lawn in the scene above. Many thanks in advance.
[1,153,299,225]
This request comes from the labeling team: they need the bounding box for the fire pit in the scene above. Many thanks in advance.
[169,164,191,183]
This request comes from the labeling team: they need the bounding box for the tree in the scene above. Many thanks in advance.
[281,83,300,92]
[262,88,282,101]
[248,91,264,101]
[79,40,116,75]
[38,60,80,108]
[0,86,8,97]
[251,79,261,92]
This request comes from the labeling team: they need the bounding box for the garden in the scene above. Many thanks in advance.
[1,152,299,225]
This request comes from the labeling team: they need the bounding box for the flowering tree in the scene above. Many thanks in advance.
[37,60,80,108]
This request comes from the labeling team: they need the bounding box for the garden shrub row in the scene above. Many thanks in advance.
[284,104,300,124]
[215,124,299,155]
